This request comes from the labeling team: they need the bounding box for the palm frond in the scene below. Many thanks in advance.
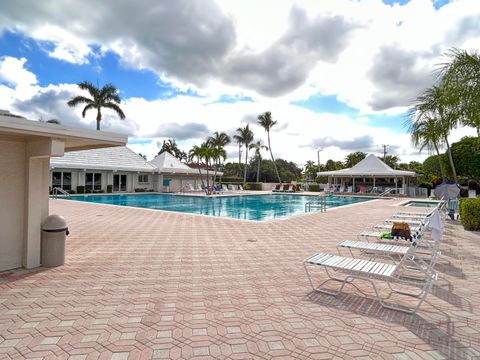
[81,103,96,118]
[67,96,94,107]
[102,103,126,119]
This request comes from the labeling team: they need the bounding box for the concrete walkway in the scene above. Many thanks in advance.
[1,198,479,359]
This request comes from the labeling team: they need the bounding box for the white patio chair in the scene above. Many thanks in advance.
[222,184,230,192]
[303,235,438,314]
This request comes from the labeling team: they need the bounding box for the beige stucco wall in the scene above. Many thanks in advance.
[0,140,26,271]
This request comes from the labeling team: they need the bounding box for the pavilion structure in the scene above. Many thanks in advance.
[317,154,417,194]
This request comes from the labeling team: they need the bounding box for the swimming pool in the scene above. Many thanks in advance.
[402,200,440,208]
[64,194,374,221]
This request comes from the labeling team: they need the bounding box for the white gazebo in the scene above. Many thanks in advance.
[317,154,417,194]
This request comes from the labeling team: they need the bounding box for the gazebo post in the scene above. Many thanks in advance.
[352,177,355,193]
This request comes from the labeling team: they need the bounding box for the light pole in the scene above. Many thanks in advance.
[317,148,323,170]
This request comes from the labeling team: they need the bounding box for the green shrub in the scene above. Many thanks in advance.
[135,188,146,192]
[308,184,321,192]
[460,198,480,231]
[76,186,85,194]
[107,184,113,193]
[245,182,262,191]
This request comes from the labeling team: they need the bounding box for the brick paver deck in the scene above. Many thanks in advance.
[1,198,480,359]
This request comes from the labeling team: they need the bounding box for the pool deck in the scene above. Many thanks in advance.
[1,198,480,359]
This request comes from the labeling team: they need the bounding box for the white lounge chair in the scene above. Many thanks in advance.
[238,184,244,191]
[304,234,438,314]
[228,184,236,191]
[187,184,196,192]
[222,184,230,192]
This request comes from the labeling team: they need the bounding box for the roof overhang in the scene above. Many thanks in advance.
[0,115,127,152]
[317,171,417,177]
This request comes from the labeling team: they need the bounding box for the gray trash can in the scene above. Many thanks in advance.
[41,215,69,267]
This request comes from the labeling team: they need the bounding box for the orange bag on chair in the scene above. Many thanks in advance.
[391,222,411,240]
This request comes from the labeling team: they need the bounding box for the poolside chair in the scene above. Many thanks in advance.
[446,199,459,220]
[272,184,281,192]
[222,184,230,192]
[284,184,293,193]
[187,184,196,192]
[228,184,236,191]
[196,184,203,192]
[304,234,438,314]
[276,184,285,193]
[213,185,222,194]
[238,184,244,191]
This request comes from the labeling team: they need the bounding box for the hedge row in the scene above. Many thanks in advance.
[460,198,480,231]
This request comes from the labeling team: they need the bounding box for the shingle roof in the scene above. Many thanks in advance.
[51,146,156,172]
[318,154,416,177]
[149,152,215,175]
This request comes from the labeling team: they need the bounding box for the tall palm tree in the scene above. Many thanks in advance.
[233,132,243,172]
[210,146,227,187]
[199,142,214,194]
[235,125,254,186]
[257,111,281,183]
[412,84,458,180]
[405,114,446,179]
[208,131,231,148]
[439,48,480,136]
[188,145,206,189]
[249,140,268,183]
[67,81,126,131]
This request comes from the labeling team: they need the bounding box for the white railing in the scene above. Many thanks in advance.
[379,188,395,197]
[305,194,327,213]
[52,187,70,198]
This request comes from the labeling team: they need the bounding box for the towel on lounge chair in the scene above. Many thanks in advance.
[428,209,443,242]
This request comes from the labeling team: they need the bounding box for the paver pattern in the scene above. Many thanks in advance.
[1,197,480,359]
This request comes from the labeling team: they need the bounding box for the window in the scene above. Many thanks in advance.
[138,174,149,183]
[85,173,102,191]
[52,171,72,191]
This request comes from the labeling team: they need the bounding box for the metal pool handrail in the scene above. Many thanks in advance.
[305,194,327,213]
[52,187,70,199]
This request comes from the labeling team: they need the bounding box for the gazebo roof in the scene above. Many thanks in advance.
[149,152,223,176]
[317,154,416,177]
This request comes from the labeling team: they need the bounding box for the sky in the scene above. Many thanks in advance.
[0,0,479,167]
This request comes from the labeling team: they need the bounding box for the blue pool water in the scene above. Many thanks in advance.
[402,200,440,208]
[65,194,373,221]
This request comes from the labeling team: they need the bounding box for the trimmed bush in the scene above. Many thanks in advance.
[107,184,113,193]
[459,198,480,231]
[245,182,262,191]
[308,184,321,192]
[76,186,85,194]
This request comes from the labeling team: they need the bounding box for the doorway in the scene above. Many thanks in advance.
[113,174,127,192]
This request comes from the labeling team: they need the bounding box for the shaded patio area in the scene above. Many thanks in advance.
[1,198,479,359]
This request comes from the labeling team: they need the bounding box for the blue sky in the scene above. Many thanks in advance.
[0,0,476,164]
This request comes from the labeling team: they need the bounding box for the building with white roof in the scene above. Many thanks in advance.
[50,146,220,194]
[0,111,126,271]
[317,154,418,194]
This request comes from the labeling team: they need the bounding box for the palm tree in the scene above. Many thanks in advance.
[249,140,268,183]
[67,81,125,130]
[189,145,206,189]
[405,115,446,179]
[233,132,243,172]
[208,131,231,148]
[210,146,227,187]
[411,84,459,180]
[235,125,254,186]
[439,48,480,136]
[257,111,281,183]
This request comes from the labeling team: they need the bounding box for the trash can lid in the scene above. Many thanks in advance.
[43,214,67,231]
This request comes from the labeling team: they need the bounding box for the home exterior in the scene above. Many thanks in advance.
[50,146,157,193]
[0,111,126,272]
[49,147,221,193]
[149,151,221,192]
